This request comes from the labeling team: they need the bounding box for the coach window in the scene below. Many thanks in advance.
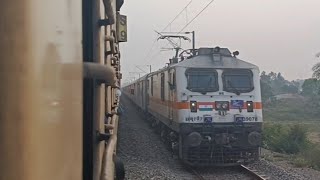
[161,73,165,101]
[222,69,254,94]
[185,68,219,92]
[141,81,143,92]
[151,76,153,96]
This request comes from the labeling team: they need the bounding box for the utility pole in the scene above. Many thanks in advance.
[129,72,142,79]
[147,65,151,73]
[135,65,152,73]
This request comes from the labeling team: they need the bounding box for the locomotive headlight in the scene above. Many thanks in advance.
[215,103,222,109]
[247,101,254,112]
[248,131,261,146]
[186,132,202,147]
[222,102,229,110]
[190,101,197,113]
[215,101,229,111]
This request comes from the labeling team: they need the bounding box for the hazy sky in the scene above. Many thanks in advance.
[120,0,320,82]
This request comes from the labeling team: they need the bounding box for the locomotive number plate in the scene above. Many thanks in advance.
[185,116,203,122]
[235,116,258,122]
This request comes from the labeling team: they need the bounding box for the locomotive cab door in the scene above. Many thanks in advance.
[168,70,175,122]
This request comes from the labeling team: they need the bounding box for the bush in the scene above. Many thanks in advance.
[292,156,310,168]
[263,123,310,154]
[299,145,320,170]
[264,123,320,170]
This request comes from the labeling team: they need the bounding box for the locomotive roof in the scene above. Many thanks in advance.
[124,47,259,86]
[170,54,259,70]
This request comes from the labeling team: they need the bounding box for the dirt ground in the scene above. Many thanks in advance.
[261,148,320,180]
[308,132,320,144]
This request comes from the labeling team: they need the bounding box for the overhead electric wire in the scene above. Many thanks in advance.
[178,0,215,33]
[143,0,193,62]
[135,65,147,73]
[161,0,193,32]
[161,0,216,55]
[127,0,216,81]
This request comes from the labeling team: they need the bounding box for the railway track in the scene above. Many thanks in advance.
[184,165,206,180]
[187,164,269,180]
[239,164,269,180]
[120,96,273,180]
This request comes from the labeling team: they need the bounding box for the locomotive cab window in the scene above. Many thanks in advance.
[185,68,218,92]
[222,69,254,94]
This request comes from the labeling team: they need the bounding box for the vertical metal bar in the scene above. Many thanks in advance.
[82,0,94,179]
[192,31,196,55]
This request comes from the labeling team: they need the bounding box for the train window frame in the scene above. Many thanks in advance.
[161,73,165,101]
[151,76,153,96]
[222,69,254,94]
[185,68,219,93]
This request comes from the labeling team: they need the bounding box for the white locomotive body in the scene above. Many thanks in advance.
[123,47,263,166]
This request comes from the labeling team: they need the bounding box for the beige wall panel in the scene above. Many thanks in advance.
[0,1,82,180]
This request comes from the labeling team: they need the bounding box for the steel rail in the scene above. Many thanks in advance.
[240,165,269,180]
[185,166,206,180]
[186,164,269,180]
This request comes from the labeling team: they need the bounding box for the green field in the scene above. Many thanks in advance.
[262,98,320,169]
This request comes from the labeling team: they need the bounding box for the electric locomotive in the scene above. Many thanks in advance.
[123,47,262,166]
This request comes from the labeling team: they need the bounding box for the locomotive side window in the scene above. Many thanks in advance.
[222,69,254,94]
[161,73,165,101]
[185,68,218,92]
[131,84,135,95]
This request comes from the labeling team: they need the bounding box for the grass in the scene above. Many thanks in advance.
[262,98,320,170]
[263,123,311,154]
[289,144,320,170]
[263,123,320,170]
[263,98,320,122]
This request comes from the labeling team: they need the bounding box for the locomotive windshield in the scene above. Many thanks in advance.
[222,69,254,94]
[186,68,218,92]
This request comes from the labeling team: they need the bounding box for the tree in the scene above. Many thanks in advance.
[313,52,320,79]
[301,78,320,96]
[260,80,274,101]
[312,62,320,79]
[281,84,298,94]
[260,71,274,101]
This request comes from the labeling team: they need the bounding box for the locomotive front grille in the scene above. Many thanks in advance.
[180,123,261,166]
[182,145,259,166]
